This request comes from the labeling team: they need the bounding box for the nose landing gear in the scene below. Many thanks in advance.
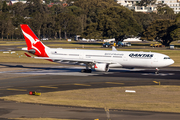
[155,68,159,74]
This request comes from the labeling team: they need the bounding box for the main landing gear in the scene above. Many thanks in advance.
[81,63,92,73]
[155,68,159,74]
[81,69,92,73]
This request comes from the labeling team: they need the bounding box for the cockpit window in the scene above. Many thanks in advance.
[164,57,171,59]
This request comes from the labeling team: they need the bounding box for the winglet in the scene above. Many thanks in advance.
[112,46,117,51]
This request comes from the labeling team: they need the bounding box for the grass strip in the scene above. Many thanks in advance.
[1,85,180,113]
[0,51,56,64]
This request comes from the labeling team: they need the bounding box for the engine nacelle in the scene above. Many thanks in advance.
[93,63,109,72]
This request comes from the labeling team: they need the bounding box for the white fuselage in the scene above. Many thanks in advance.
[46,48,174,68]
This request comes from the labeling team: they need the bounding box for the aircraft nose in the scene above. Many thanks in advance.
[169,59,174,65]
[171,59,174,64]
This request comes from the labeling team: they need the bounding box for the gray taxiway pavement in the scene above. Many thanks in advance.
[0,63,180,120]
[1,99,180,120]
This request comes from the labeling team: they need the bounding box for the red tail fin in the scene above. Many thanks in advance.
[20,24,49,57]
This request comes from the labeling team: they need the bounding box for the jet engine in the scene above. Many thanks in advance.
[93,63,109,72]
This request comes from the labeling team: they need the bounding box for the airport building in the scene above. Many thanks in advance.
[8,0,45,5]
[158,0,180,14]
[115,0,141,6]
[9,0,27,4]
[115,0,180,14]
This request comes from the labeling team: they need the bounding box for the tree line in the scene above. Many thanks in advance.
[0,0,179,46]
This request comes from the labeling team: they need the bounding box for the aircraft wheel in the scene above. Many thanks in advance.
[155,71,159,74]
[81,69,85,73]
[86,69,92,73]
[81,69,92,73]
[155,68,159,74]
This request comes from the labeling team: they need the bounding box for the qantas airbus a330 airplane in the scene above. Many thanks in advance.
[20,24,174,73]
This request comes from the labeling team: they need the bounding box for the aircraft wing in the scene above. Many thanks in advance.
[34,57,113,64]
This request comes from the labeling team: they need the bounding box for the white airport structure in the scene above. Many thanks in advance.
[160,0,180,14]
[123,37,142,42]
[8,0,45,5]
[115,0,180,14]
[9,0,27,4]
[116,0,141,6]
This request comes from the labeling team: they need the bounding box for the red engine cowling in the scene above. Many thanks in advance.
[93,63,109,72]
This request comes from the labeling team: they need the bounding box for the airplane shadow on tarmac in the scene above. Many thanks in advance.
[0,63,156,74]
[0,63,178,79]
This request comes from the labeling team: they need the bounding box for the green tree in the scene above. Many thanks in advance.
[133,11,176,36]
[26,0,49,16]
[0,12,14,40]
[170,14,180,41]
[11,2,27,17]
[68,5,86,33]
[170,28,180,41]
[2,1,9,12]
[57,9,81,39]
[74,0,117,25]
[175,13,180,25]
[133,12,160,31]
[157,4,174,15]
[44,0,51,4]
[50,4,63,16]
[142,19,176,46]
[0,0,3,12]
[55,14,62,39]
[27,12,48,38]
[138,0,156,6]
[83,6,142,40]
[83,22,102,39]
[25,0,50,38]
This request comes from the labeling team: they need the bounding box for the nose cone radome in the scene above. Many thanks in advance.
[169,59,175,65]
[161,58,174,67]
[165,59,174,67]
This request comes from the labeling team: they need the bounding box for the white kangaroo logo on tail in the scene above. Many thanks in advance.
[22,30,41,54]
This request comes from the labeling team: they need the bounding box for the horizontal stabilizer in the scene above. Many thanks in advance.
[24,53,32,58]
[22,47,28,51]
